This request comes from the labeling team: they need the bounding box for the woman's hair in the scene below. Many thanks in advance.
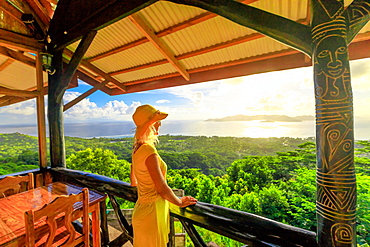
[133,123,158,151]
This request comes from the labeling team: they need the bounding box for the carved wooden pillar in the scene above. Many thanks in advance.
[48,49,66,168]
[311,1,356,246]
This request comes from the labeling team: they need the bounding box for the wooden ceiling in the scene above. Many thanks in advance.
[0,0,370,108]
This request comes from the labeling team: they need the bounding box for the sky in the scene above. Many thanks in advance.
[0,58,369,125]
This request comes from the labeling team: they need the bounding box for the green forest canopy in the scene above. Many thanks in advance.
[0,133,369,246]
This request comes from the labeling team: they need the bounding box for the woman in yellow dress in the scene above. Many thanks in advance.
[130,104,197,247]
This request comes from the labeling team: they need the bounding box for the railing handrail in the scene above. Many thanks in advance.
[2,169,317,246]
[46,168,317,247]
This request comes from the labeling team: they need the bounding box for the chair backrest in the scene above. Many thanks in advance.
[24,188,90,247]
[0,173,34,198]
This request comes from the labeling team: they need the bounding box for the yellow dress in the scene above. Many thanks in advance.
[132,143,169,247]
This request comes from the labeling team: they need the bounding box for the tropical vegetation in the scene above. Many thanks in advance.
[0,133,369,246]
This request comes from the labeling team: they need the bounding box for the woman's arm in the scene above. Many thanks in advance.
[146,153,197,207]
[130,165,137,187]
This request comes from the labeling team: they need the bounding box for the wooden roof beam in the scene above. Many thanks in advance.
[87,0,257,62]
[64,49,126,92]
[122,49,301,86]
[0,59,14,72]
[120,51,308,94]
[0,0,27,27]
[24,0,51,27]
[38,0,54,19]
[0,29,44,52]
[9,0,49,34]
[112,37,370,95]
[0,46,36,67]
[109,32,263,77]
[63,80,109,111]
[48,0,156,50]
[75,70,113,95]
[0,95,34,107]
[57,31,96,102]
[0,86,39,97]
[128,13,190,81]
[104,15,322,78]
[44,0,57,5]
[87,11,220,62]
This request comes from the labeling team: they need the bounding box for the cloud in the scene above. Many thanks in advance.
[62,91,141,122]
[0,99,36,115]
[349,59,370,92]
[63,91,83,104]
[156,99,171,104]
[350,58,370,79]
[158,65,320,120]
[167,87,205,107]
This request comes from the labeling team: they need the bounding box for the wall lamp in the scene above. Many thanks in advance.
[40,52,56,75]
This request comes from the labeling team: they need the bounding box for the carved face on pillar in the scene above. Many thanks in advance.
[315,35,348,78]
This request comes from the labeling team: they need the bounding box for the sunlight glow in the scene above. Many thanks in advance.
[240,121,288,138]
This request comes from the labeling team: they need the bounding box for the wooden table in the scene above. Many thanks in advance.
[0,182,107,247]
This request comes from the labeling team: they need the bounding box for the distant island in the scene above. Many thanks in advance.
[206,115,314,122]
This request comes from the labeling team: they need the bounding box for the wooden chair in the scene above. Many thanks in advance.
[24,188,90,247]
[0,173,34,198]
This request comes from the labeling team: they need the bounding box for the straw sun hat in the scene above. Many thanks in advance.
[132,104,168,138]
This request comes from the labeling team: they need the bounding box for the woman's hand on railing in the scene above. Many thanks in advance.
[179,196,197,207]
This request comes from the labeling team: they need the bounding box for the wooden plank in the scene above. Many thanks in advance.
[0,59,14,72]
[128,13,190,81]
[0,29,43,52]
[0,86,39,97]
[0,95,33,107]
[44,0,57,5]
[35,173,44,188]
[38,0,54,18]
[24,0,51,26]
[35,53,48,169]
[0,46,36,67]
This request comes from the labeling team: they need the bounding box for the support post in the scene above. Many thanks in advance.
[36,52,48,168]
[48,31,96,168]
[311,1,356,246]
[48,49,65,168]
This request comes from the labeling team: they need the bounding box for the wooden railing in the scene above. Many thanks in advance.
[2,169,318,247]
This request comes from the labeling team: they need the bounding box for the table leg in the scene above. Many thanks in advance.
[100,201,109,246]
[91,204,101,247]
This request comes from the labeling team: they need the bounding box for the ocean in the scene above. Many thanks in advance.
[0,117,369,140]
